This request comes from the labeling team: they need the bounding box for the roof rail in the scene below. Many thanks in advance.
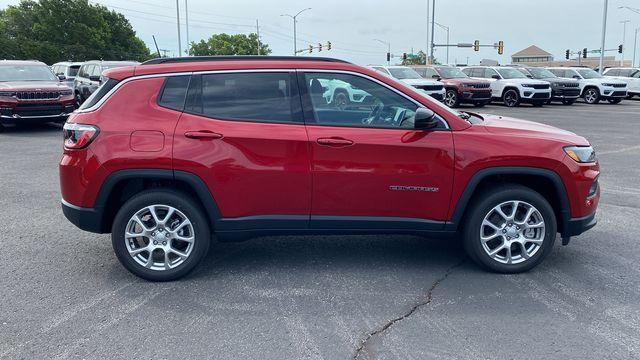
[141,56,351,65]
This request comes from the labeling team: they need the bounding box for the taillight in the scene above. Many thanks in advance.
[63,123,99,149]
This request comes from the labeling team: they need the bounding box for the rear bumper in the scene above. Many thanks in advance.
[61,199,106,233]
[563,212,597,237]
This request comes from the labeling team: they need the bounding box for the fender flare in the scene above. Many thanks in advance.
[444,167,571,233]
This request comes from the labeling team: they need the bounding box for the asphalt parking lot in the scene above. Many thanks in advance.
[1,99,639,360]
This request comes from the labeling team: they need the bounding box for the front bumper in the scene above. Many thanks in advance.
[61,199,106,233]
[460,89,492,102]
[552,88,580,99]
[563,212,597,237]
[521,88,551,101]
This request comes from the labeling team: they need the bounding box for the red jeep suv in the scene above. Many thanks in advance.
[0,60,76,131]
[59,56,599,281]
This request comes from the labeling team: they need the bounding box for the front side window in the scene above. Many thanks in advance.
[421,67,439,78]
[185,72,299,123]
[577,69,601,79]
[496,68,527,79]
[388,67,422,80]
[437,67,467,79]
[304,72,422,129]
[484,68,499,79]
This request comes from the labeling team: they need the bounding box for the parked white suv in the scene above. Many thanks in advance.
[547,67,627,104]
[461,66,551,107]
[602,67,640,99]
[370,65,446,102]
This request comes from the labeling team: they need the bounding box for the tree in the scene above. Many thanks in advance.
[189,33,271,56]
[400,51,441,66]
[0,0,152,64]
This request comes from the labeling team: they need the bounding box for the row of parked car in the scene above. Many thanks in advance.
[0,59,137,131]
[365,64,640,108]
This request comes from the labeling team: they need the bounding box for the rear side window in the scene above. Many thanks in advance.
[185,72,300,123]
[78,78,119,110]
[158,75,190,111]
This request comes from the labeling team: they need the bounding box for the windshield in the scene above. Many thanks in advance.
[437,67,468,79]
[577,69,602,79]
[496,68,527,79]
[388,67,422,80]
[0,65,58,82]
[68,66,80,76]
[527,68,556,79]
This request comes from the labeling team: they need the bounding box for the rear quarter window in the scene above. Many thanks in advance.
[78,78,119,110]
[158,75,190,111]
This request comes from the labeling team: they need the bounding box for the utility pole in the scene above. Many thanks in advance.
[175,0,182,57]
[256,19,261,55]
[184,0,189,55]
[433,21,450,64]
[598,0,608,74]
[634,27,639,67]
[620,20,630,66]
[374,39,391,65]
[281,8,312,56]
[429,0,436,63]
[426,0,429,65]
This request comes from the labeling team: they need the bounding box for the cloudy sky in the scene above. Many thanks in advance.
[1,0,639,65]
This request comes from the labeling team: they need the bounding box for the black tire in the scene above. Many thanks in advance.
[0,124,4,133]
[626,94,635,99]
[462,184,557,273]
[583,87,600,104]
[75,92,83,108]
[545,99,552,105]
[444,89,460,108]
[502,89,520,107]
[562,99,576,105]
[111,189,211,281]
[607,98,622,104]
[332,90,350,110]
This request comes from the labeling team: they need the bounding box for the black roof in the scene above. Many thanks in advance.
[142,56,350,65]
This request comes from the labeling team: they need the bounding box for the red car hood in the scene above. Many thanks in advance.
[480,114,589,145]
[0,81,70,91]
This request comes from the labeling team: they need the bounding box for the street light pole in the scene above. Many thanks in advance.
[426,0,429,65]
[621,20,630,66]
[598,0,608,74]
[433,22,450,65]
[634,27,639,67]
[184,0,189,55]
[281,8,312,56]
[429,0,436,63]
[374,39,391,65]
[175,0,182,57]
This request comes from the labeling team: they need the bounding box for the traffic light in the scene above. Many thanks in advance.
[386,52,390,62]
[565,49,570,60]
[582,48,587,59]
[326,41,331,50]
[308,44,313,54]
[497,41,504,55]
[318,43,322,52]
[474,40,480,52]
[618,44,623,54]
[402,53,407,60]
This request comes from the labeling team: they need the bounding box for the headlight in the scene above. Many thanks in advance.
[564,146,597,163]
[60,89,73,96]
[522,84,533,88]
[601,83,614,87]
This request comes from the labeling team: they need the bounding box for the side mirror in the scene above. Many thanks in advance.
[572,75,581,80]
[432,74,442,80]
[89,75,101,82]
[491,74,501,80]
[414,108,438,130]
[526,74,533,79]
[57,74,66,81]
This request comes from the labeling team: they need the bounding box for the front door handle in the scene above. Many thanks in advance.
[184,131,224,140]
[316,137,354,147]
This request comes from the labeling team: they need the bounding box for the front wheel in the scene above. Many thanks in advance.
[111,189,210,281]
[583,88,600,104]
[444,89,460,107]
[463,185,557,273]
[332,91,350,110]
[502,89,520,107]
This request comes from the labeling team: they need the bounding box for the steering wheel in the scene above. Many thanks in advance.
[362,102,384,125]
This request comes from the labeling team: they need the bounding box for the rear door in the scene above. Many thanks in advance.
[173,71,311,230]
[299,71,454,230]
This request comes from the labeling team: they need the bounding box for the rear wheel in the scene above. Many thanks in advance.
[583,87,600,104]
[111,189,210,281]
[463,185,557,273]
[444,89,460,107]
[608,98,622,104]
[502,89,520,107]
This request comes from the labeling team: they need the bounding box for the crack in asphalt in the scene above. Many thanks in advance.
[352,260,466,360]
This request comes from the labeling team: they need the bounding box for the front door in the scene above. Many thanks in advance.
[299,71,455,230]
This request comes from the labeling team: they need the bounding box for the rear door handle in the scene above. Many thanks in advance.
[316,137,354,147]
[184,131,224,140]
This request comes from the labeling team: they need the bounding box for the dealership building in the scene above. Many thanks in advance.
[510,45,631,69]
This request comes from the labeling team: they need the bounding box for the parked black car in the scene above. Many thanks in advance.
[516,67,581,105]
[74,60,138,105]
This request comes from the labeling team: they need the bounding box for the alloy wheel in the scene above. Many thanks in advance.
[504,90,518,107]
[479,200,545,265]
[584,89,598,104]
[124,205,195,271]
[333,92,349,110]
[445,91,458,107]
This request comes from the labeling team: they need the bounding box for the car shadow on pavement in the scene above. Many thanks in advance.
[0,123,62,136]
